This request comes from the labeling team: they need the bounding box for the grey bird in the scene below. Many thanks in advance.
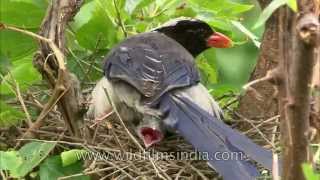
[87,18,276,180]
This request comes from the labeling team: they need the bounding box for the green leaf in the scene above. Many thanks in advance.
[207,18,232,32]
[215,43,259,87]
[208,83,239,97]
[125,0,153,14]
[73,0,118,50]
[188,0,253,16]
[0,54,11,75]
[196,49,219,85]
[286,0,297,12]
[11,142,56,178]
[302,163,320,180]
[231,20,261,48]
[0,0,46,28]
[0,151,22,171]
[0,56,41,95]
[72,1,97,29]
[0,101,24,127]
[174,6,197,18]
[253,0,287,29]
[61,149,86,167]
[0,29,37,60]
[39,156,90,180]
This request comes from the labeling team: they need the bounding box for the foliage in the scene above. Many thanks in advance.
[253,0,297,29]
[0,142,89,179]
[39,155,89,180]
[0,142,56,177]
[0,0,265,178]
[0,0,263,127]
[61,149,87,166]
[302,163,320,180]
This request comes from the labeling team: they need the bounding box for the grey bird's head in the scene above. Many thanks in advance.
[153,17,233,57]
[136,114,164,148]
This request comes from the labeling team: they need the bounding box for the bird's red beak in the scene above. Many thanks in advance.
[207,32,233,48]
[140,127,163,148]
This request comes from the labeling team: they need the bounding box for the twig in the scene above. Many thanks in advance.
[272,153,280,180]
[0,73,33,127]
[242,73,273,91]
[244,115,280,135]
[14,83,33,127]
[113,0,127,37]
[2,24,65,70]
[103,161,134,179]
[98,165,131,180]
[20,80,69,140]
[89,110,114,128]
[16,138,118,152]
[174,166,186,180]
[0,23,81,140]
[102,88,143,150]
[102,87,168,179]
[186,162,208,180]
[83,35,103,81]
[232,109,276,149]
[0,170,7,180]
[58,167,116,180]
[68,48,91,81]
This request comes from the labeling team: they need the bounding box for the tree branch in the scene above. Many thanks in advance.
[30,0,85,138]
[279,1,319,179]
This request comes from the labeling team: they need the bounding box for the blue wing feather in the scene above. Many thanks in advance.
[158,84,278,179]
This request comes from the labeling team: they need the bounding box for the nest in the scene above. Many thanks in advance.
[0,87,280,180]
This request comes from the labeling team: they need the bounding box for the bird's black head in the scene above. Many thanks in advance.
[154,18,232,57]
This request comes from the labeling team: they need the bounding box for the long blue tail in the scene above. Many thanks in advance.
[159,85,277,180]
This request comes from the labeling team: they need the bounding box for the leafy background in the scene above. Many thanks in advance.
[0,0,264,124]
[1,0,318,179]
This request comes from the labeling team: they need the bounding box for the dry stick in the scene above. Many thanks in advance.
[58,167,116,180]
[0,73,33,127]
[102,88,144,150]
[0,170,6,180]
[2,25,65,70]
[17,138,119,152]
[272,154,280,180]
[186,163,208,180]
[21,82,69,139]
[231,109,276,149]
[103,120,142,174]
[244,115,280,134]
[102,87,170,180]
[99,165,131,180]
[242,69,278,100]
[313,145,320,165]
[174,166,186,180]
[18,128,82,142]
[242,74,272,91]
[242,70,276,101]
[14,83,33,127]
[103,161,134,179]
[271,118,280,148]
[271,118,280,180]
[0,24,71,139]
[89,110,114,128]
